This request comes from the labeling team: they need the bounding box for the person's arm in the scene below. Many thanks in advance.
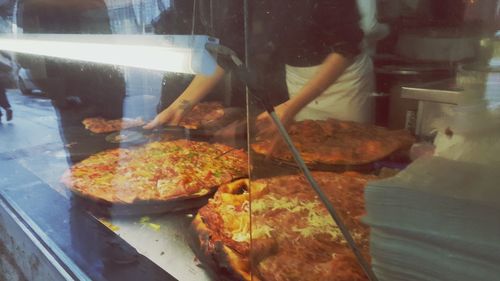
[144,65,225,129]
[256,52,353,135]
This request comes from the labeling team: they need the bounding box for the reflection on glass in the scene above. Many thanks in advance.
[0,0,499,281]
[0,34,218,75]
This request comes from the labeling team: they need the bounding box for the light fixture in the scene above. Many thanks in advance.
[0,34,219,75]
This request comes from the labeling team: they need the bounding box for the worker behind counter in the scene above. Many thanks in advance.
[150,0,288,117]
[145,0,381,142]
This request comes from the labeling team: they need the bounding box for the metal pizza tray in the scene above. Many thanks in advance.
[70,131,249,217]
[250,152,376,175]
[250,147,413,176]
[104,130,146,144]
[198,106,245,130]
[104,126,212,145]
[70,189,217,217]
[101,106,245,145]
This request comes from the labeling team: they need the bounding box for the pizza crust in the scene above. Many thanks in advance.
[192,214,254,281]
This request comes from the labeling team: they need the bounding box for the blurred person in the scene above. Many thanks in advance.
[150,0,287,116]
[0,51,13,122]
[0,85,13,122]
[19,0,125,163]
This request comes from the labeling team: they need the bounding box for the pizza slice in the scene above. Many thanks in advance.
[178,102,226,129]
[82,117,145,134]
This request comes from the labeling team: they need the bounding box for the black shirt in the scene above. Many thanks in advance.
[155,0,363,108]
[155,0,288,108]
[251,0,364,67]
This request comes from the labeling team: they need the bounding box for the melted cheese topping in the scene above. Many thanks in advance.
[292,208,342,241]
[220,191,344,243]
[204,174,372,281]
[253,196,343,240]
[232,220,274,242]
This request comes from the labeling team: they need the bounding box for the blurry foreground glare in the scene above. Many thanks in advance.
[0,34,218,75]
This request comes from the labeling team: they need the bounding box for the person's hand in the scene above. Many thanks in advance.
[143,100,191,129]
[255,101,296,157]
[213,120,247,147]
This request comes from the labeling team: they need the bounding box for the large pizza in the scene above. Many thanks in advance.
[252,119,415,165]
[61,139,248,204]
[192,172,375,281]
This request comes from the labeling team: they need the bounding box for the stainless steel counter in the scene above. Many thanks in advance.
[401,72,500,137]
[100,214,212,281]
[402,79,462,104]
[401,79,461,137]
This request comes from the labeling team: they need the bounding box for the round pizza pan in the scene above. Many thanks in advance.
[105,130,146,144]
[68,136,249,217]
[274,158,376,173]
[70,190,216,217]
[250,148,414,176]
[250,153,376,176]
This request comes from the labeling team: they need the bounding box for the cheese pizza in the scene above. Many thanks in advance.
[192,172,375,281]
[252,119,415,165]
[61,139,248,204]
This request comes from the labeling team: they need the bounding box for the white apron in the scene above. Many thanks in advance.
[286,53,375,123]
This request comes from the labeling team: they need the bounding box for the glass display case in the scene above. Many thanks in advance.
[0,1,499,281]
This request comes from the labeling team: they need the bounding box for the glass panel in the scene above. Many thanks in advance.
[246,1,376,280]
[1,1,246,280]
[246,1,500,281]
[0,0,499,281]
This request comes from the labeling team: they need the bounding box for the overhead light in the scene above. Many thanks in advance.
[0,34,219,75]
